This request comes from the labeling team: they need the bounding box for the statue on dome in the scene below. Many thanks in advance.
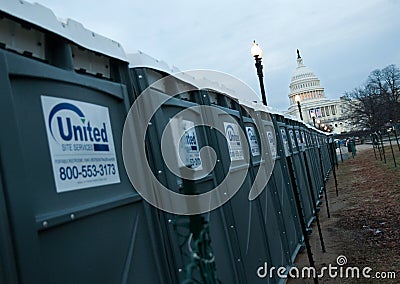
[297,49,301,59]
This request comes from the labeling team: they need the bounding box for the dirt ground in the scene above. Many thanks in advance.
[288,143,400,283]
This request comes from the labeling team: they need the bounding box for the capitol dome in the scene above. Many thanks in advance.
[290,64,317,83]
[288,50,325,106]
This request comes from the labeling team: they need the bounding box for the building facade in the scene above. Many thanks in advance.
[286,51,353,134]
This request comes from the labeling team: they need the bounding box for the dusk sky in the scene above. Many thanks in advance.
[33,0,400,110]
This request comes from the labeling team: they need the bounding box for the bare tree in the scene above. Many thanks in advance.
[381,64,400,122]
[345,64,400,131]
[344,87,384,131]
[382,64,400,102]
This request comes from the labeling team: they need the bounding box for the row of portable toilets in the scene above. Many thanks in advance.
[0,1,337,283]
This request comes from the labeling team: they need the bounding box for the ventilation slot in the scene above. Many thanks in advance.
[71,44,110,78]
[0,16,45,60]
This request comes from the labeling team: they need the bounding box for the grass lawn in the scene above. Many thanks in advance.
[289,144,400,283]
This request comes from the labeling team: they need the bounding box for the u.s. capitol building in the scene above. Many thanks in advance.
[286,50,354,134]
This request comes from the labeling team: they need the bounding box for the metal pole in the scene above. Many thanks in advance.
[254,56,268,106]
[312,117,316,128]
[372,137,377,160]
[297,101,304,121]
[387,131,397,167]
[379,132,387,164]
[393,128,400,152]
[332,140,339,169]
[338,141,343,163]
[286,156,319,284]
[327,141,339,197]
[318,147,330,218]
[180,166,219,284]
[302,151,326,252]
[375,133,383,161]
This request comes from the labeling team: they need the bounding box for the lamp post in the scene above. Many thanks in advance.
[310,112,316,128]
[295,95,303,120]
[251,40,268,106]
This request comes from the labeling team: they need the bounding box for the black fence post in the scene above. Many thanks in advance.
[317,146,330,218]
[286,157,319,284]
[387,131,397,168]
[333,141,339,169]
[393,128,400,152]
[327,140,338,197]
[379,132,387,164]
[338,141,344,163]
[375,133,383,161]
[302,151,326,253]
[372,134,377,160]
[180,166,219,284]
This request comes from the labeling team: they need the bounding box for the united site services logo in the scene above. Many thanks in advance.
[47,101,110,152]
[246,126,260,156]
[41,96,120,193]
[225,124,241,145]
[246,128,257,144]
[184,130,198,151]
